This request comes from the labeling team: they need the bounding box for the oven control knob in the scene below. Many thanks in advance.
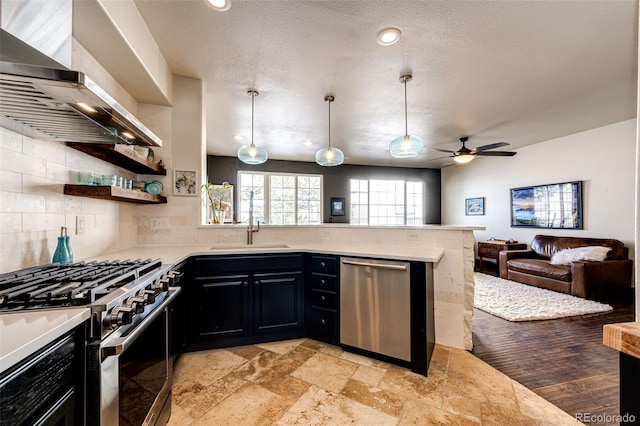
[153,278,170,292]
[124,296,146,314]
[137,289,156,304]
[109,306,134,328]
[165,271,182,285]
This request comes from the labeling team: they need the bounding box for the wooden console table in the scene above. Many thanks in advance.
[477,240,527,272]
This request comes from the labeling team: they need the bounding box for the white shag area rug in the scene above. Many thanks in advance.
[474,273,613,321]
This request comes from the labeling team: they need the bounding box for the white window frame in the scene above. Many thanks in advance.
[350,178,424,225]
[238,171,323,225]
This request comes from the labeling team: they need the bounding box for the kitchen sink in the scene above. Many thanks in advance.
[208,243,290,250]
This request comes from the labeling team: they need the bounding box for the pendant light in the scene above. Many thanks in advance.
[389,74,424,158]
[315,95,344,167]
[237,89,268,165]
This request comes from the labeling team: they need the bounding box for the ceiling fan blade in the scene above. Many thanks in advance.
[475,151,517,157]
[423,155,453,162]
[473,142,510,152]
[432,148,456,154]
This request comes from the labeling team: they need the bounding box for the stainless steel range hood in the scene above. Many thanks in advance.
[0,60,162,147]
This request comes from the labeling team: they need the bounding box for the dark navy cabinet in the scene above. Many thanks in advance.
[185,254,304,350]
[305,254,340,344]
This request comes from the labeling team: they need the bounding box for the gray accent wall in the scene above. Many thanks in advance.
[207,156,441,224]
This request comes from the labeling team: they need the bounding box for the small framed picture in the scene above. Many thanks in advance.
[174,170,197,196]
[465,197,485,216]
[331,197,345,216]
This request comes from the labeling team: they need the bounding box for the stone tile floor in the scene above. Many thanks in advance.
[167,339,581,425]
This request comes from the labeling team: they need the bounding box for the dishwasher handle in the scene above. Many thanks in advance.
[341,259,408,271]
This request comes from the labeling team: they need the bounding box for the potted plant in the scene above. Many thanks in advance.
[202,182,232,224]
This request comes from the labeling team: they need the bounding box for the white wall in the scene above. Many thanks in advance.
[442,119,637,261]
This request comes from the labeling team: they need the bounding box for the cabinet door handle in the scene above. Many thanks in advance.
[255,280,260,286]
[320,295,326,302]
[320,279,326,285]
[320,319,326,325]
[242,281,248,287]
[320,262,326,268]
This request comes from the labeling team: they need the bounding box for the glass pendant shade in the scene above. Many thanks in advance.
[315,146,344,167]
[316,95,344,167]
[238,89,267,165]
[389,134,424,158]
[238,143,268,164]
[390,74,424,159]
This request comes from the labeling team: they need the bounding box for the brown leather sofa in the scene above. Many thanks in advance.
[498,235,633,301]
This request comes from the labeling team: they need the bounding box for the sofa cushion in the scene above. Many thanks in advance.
[507,258,571,281]
[549,246,612,265]
[530,235,625,260]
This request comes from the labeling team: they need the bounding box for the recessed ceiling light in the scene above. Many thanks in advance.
[234,134,244,142]
[376,28,401,46]
[304,140,313,147]
[204,0,231,12]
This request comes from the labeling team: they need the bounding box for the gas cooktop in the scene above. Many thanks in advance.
[0,259,162,312]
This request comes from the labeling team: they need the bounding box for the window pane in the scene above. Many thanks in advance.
[239,173,265,224]
[239,171,322,226]
[350,178,423,225]
[406,181,424,225]
[350,179,368,225]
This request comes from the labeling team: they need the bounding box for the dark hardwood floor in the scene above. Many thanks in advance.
[471,263,635,424]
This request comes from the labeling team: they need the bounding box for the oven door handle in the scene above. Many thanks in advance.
[101,287,181,359]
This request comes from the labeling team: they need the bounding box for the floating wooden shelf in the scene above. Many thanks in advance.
[66,143,166,175]
[64,185,167,204]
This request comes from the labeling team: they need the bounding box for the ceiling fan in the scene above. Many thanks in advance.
[433,136,517,164]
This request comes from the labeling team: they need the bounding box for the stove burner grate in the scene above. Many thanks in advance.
[0,259,161,310]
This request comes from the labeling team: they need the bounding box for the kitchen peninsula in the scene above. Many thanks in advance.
[97,224,481,350]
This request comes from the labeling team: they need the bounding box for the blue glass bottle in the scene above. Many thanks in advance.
[53,227,72,263]
[64,233,73,262]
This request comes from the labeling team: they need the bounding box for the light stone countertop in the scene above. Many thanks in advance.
[0,307,90,374]
[86,243,445,265]
[1,242,444,374]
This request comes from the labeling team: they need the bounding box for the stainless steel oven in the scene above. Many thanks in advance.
[0,259,183,425]
[90,287,180,426]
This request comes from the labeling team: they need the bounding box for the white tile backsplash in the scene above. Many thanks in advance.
[0,129,141,273]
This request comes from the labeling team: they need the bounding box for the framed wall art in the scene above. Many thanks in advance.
[331,197,345,216]
[174,170,197,196]
[465,197,485,216]
[510,181,582,229]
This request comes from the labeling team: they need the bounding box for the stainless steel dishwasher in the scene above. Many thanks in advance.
[340,257,411,361]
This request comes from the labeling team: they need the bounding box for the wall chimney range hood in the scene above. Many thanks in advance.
[0,61,162,147]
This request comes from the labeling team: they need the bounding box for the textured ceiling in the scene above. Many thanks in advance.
[126,1,636,167]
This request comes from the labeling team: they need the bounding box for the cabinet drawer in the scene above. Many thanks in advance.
[192,254,303,276]
[310,256,338,275]
[309,307,337,336]
[311,289,337,309]
[309,273,337,291]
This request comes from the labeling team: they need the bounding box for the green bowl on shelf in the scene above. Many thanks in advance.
[144,181,163,195]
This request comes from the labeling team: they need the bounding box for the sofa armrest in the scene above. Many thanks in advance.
[571,259,634,299]
[498,249,535,279]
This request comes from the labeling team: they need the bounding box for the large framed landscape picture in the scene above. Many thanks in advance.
[511,181,582,229]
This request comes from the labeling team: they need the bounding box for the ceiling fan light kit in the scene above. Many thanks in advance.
[237,89,268,165]
[453,154,474,164]
[433,136,517,165]
[389,74,424,159]
[204,0,231,11]
[316,95,344,167]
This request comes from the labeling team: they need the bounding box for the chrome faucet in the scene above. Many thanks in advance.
[247,190,260,245]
